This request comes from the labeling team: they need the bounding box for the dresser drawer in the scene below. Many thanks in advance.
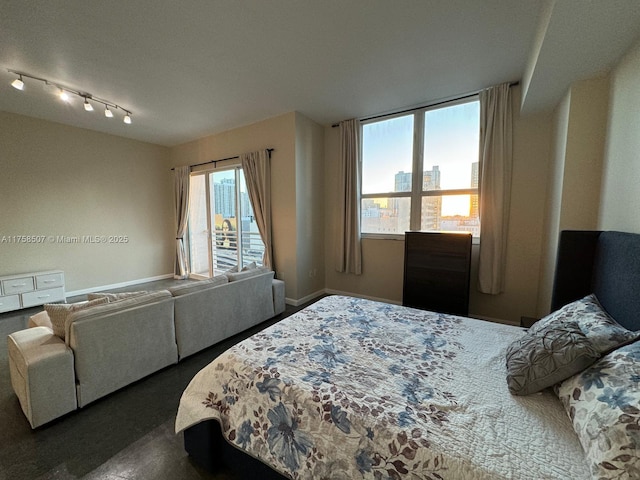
[21,287,66,308]
[0,295,21,313]
[2,276,35,295]
[36,272,65,289]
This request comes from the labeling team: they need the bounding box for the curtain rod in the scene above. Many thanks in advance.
[331,81,519,127]
[171,148,274,171]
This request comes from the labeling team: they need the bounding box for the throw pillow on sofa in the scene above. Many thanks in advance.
[87,291,150,302]
[27,310,54,330]
[45,298,109,340]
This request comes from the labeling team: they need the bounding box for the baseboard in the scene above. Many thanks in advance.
[285,289,327,307]
[66,273,175,298]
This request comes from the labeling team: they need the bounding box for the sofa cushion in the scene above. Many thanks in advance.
[169,276,229,297]
[87,291,150,302]
[28,310,53,330]
[227,266,271,282]
[45,298,109,340]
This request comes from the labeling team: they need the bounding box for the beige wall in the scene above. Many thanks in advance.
[537,91,570,317]
[0,111,174,292]
[599,38,640,233]
[324,88,553,323]
[536,76,610,316]
[168,113,301,299]
[294,112,325,301]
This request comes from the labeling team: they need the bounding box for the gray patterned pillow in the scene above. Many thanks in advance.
[556,341,640,478]
[506,320,601,395]
[44,298,109,339]
[530,294,639,353]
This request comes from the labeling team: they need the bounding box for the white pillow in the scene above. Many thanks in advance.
[44,298,109,339]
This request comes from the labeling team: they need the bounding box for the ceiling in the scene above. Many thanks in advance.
[1,1,639,147]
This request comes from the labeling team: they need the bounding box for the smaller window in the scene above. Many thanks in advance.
[360,99,480,237]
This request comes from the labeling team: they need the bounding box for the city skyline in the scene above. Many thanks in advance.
[361,162,480,236]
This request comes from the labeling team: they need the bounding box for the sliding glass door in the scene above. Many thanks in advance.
[187,167,264,278]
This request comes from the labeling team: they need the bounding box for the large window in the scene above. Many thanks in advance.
[361,99,480,237]
[187,167,264,277]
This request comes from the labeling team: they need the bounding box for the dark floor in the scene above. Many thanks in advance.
[0,278,318,480]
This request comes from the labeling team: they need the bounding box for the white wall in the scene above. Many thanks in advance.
[599,38,640,233]
[0,111,174,292]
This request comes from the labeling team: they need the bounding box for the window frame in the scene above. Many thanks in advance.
[186,164,265,279]
[360,96,480,240]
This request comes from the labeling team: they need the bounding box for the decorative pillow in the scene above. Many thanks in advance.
[28,310,53,330]
[242,261,257,271]
[505,319,601,395]
[44,298,109,339]
[87,291,150,302]
[530,294,639,354]
[226,266,271,283]
[168,276,228,297]
[556,341,640,478]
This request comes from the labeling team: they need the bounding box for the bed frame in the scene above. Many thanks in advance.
[183,230,640,476]
[552,230,640,331]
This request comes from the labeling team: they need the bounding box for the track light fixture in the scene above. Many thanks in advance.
[83,97,94,112]
[7,69,133,125]
[11,74,24,90]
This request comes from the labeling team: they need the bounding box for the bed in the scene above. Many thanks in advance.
[175,230,640,479]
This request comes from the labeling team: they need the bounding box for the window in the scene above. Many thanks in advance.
[187,167,264,277]
[361,98,480,237]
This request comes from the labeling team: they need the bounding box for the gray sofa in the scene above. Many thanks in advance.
[7,268,285,428]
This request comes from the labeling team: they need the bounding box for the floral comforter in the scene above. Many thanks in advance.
[175,295,590,479]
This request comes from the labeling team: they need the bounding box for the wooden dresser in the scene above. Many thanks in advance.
[403,231,472,316]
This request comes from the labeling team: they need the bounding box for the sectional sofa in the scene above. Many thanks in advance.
[7,267,285,428]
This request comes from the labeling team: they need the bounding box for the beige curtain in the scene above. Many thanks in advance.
[240,149,273,269]
[478,83,513,294]
[174,166,191,279]
[336,119,362,275]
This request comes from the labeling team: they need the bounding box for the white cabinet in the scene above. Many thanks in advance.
[0,271,65,312]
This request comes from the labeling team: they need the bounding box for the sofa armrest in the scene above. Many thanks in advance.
[272,279,285,315]
[7,327,77,428]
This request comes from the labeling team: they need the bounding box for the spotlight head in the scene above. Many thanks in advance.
[59,89,70,102]
[11,75,24,90]
[123,113,132,125]
[104,106,113,118]
[83,98,94,112]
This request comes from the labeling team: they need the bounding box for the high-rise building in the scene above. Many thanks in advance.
[214,178,236,218]
[394,171,412,192]
[423,165,440,191]
[470,162,479,220]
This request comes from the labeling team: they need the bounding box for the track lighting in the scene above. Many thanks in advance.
[8,69,133,125]
[11,74,24,90]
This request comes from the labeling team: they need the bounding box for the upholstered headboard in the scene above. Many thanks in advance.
[551,230,640,331]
